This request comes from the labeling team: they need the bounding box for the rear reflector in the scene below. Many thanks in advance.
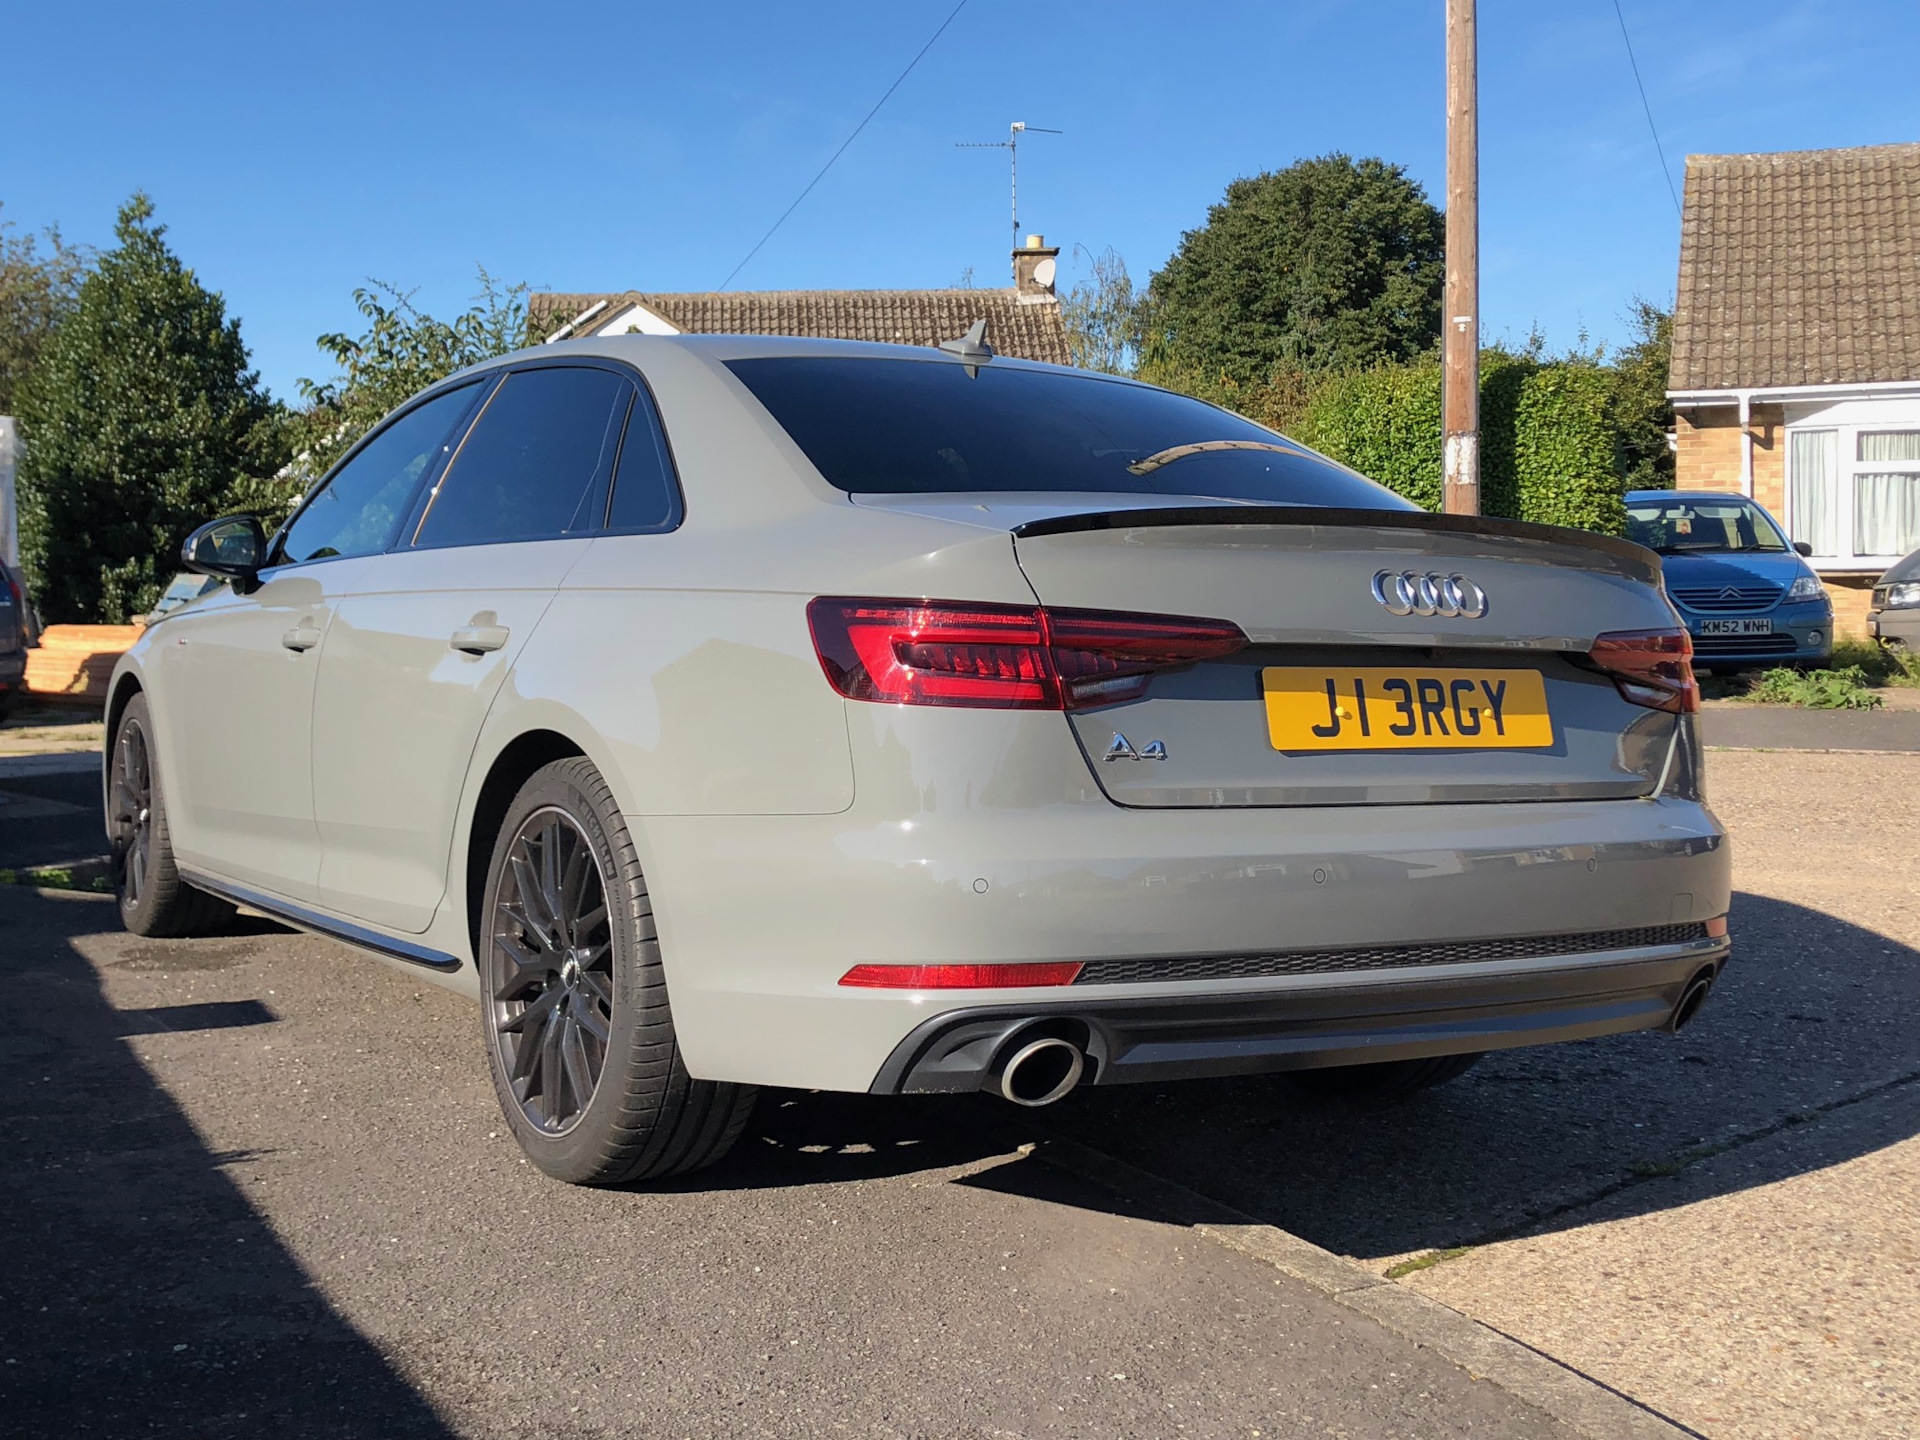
[838,962,1085,989]
[808,598,1247,710]
[1588,627,1699,714]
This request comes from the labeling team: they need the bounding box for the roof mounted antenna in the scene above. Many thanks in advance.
[957,121,1062,274]
[937,318,995,376]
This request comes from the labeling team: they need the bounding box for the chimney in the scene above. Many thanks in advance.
[1012,233,1059,301]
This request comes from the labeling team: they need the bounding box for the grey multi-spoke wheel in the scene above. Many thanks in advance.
[479,757,757,1184]
[109,693,234,938]
[488,807,615,1136]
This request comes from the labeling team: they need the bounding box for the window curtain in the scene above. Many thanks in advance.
[1788,429,1840,555]
[1855,472,1920,557]
[1859,430,1920,462]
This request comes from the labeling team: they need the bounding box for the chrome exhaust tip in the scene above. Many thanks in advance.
[997,1036,1085,1107]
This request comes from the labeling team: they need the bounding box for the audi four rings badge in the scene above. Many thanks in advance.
[1370,570,1489,618]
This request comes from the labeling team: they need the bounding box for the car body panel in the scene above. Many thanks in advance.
[1006,513,1678,806]
[141,565,363,902]
[311,540,588,931]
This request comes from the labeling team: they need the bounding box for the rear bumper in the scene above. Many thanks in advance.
[633,706,1731,1093]
[872,934,1731,1093]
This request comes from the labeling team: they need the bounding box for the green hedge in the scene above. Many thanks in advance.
[1511,365,1626,533]
[1290,356,1627,533]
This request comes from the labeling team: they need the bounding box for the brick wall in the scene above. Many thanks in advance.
[1673,403,1785,514]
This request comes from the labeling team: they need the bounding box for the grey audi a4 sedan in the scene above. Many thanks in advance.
[106,334,1732,1184]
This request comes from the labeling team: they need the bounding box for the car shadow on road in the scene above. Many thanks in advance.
[1001,890,1920,1261]
[0,886,453,1439]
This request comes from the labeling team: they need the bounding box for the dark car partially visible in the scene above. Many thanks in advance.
[1867,548,1920,650]
[0,560,33,719]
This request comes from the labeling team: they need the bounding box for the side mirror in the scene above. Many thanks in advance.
[1793,541,1814,557]
[182,514,268,594]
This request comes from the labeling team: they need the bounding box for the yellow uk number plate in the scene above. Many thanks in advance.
[1262,667,1554,751]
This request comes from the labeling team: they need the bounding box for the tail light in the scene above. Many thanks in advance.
[839,962,1084,988]
[1589,627,1698,714]
[807,598,1247,710]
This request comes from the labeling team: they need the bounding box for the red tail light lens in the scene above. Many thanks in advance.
[839,962,1084,988]
[807,598,1247,710]
[1589,627,1699,714]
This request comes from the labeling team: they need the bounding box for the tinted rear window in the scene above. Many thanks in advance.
[726,357,1409,507]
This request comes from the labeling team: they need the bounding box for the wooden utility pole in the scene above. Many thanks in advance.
[1442,0,1480,515]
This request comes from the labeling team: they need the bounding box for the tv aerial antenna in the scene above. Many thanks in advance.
[957,121,1062,266]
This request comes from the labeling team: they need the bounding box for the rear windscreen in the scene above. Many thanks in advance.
[726,356,1412,507]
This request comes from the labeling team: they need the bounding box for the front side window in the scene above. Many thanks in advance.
[1625,496,1789,554]
[277,383,483,565]
[725,357,1410,509]
[412,367,630,549]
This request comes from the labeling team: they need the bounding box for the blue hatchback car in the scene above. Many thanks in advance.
[1624,490,1833,672]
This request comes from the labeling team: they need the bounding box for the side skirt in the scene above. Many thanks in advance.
[179,868,464,973]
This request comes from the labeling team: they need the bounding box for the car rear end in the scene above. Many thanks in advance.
[640,346,1732,1100]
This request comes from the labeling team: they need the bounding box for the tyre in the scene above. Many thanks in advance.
[1287,1051,1484,1104]
[109,693,236,938]
[478,757,756,1185]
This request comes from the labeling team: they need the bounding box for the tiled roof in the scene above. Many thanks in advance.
[528,288,1072,366]
[1671,143,1920,392]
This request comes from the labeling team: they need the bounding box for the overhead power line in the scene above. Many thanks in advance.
[718,0,971,291]
[1611,0,1681,215]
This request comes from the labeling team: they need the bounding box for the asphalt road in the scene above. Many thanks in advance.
[0,884,1576,1440]
[0,755,101,870]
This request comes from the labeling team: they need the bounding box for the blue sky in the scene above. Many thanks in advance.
[7,0,1915,401]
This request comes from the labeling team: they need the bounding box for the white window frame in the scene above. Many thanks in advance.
[1785,420,1920,570]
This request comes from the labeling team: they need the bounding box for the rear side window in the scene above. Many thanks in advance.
[605,384,681,532]
[413,367,630,549]
[278,382,483,565]
[726,356,1409,508]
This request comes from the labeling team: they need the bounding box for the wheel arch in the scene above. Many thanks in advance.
[461,728,589,962]
[103,667,146,806]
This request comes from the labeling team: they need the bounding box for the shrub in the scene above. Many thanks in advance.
[1511,365,1626,533]
[1744,666,1883,709]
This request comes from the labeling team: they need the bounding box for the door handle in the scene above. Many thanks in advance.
[281,624,322,652]
[450,624,510,655]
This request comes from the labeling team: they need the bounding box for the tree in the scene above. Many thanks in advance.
[1061,246,1140,375]
[1610,299,1675,490]
[15,195,286,623]
[291,269,532,486]
[0,204,90,414]
[1139,154,1444,394]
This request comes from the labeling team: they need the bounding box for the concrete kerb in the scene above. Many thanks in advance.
[960,1109,1698,1440]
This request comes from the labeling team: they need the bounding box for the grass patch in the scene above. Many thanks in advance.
[1743,665,1883,709]
[1384,1246,1474,1280]
[0,863,112,893]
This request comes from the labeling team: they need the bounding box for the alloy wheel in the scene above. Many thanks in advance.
[487,807,615,1135]
[111,717,154,906]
